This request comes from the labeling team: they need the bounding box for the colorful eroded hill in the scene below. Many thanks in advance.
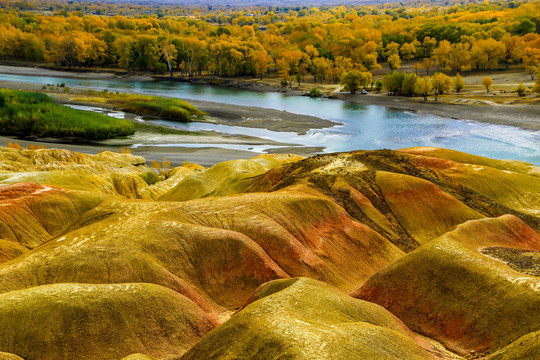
[0,146,538,359]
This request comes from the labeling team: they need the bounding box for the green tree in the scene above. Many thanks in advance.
[401,73,418,96]
[383,71,405,95]
[341,70,371,94]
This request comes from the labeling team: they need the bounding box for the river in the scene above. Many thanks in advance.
[1,72,539,165]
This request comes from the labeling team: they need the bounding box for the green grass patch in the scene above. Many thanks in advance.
[0,90,135,140]
[139,171,162,185]
[76,92,205,123]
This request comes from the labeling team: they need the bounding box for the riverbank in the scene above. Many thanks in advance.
[332,93,540,132]
[0,77,323,166]
[0,135,267,168]
[1,64,538,132]
[0,64,538,167]
[0,69,336,135]
[160,72,540,132]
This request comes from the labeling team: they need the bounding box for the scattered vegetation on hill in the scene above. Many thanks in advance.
[0,90,135,140]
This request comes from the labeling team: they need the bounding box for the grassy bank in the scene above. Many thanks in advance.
[0,90,135,140]
[72,91,206,122]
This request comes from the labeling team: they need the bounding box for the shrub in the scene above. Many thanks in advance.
[533,76,540,94]
[140,171,161,185]
[453,74,464,93]
[515,82,527,96]
[111,95,205,123]
[28,144,47,150]
[151,157,171,176]
[309,88,321,98]
[7,142,23,149]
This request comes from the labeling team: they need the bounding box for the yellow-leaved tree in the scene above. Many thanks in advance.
[432,73,452,101]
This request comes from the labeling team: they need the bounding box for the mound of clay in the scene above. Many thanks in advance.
[181,278,439,360]
[354,215,540,356]
[0,283,217,360]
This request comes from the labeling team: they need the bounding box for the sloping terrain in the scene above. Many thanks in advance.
[400,147,540,217]
[180,278,441,360]
[0,147,200,199]
[0,146,538,359]
[488,331,540,360]
[0,283,217,360]
[0,182,103,248]
[353,215,540,356]
[0,186,404,310]
[160,154,303,201]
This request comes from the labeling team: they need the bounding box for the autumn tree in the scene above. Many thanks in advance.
[415,76,432,100]
[253,50,273,80]
[401,73,418,96]
[433,40,451,72]
[400,42,416,61]
[311,57,330,83]
[453,74,464,93]
[432,73,451,100]
[448,43,471,74]
[470,39,505,71]
[482,76,493,91]
[501,35,522,68]
[422,57,433,75]
[388,53,401,71]
[159,36,177,78]
[422,37,437,58]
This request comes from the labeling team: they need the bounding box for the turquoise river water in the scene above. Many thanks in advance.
[1,72,539,165]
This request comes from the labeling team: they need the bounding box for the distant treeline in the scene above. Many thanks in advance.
[0,0,538,83]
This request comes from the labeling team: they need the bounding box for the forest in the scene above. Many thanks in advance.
[0,0,538,90]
